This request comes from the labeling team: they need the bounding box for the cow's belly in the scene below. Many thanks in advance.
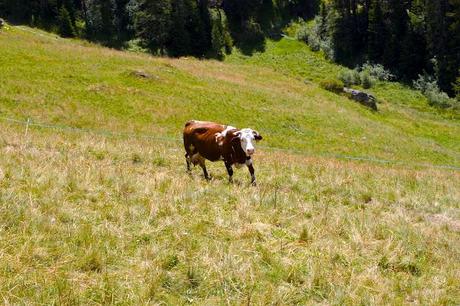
[197,149,222,162]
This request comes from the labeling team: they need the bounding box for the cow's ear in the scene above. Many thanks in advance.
[233,131,242,139]
[253,130,263,141]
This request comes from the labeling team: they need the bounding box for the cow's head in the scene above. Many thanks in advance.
[233,128,262,156]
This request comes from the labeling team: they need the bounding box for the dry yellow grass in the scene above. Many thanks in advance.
[1,24,459,304]
[0,121,458,304]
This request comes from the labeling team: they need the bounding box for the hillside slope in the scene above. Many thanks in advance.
[0,25,459,304]
[1,118,459,304]
[0,26,459,167]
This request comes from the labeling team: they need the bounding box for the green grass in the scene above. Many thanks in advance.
[1,25,459,166]
[0,25,459,304]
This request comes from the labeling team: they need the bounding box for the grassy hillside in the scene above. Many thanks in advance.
[0,25,459,304]
[1,26,459,167]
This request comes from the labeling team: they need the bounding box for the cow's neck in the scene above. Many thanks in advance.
[230,142,247,164]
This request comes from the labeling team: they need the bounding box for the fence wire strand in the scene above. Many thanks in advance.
[1,116,459,171]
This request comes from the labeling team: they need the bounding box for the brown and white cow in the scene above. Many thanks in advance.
[183,120,262,185]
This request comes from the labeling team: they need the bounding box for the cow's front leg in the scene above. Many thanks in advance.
[246,159,256,186]
[225,161,234,183]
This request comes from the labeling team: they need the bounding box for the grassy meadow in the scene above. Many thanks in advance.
[0,25,459,304]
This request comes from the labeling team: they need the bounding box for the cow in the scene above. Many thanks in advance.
[183,120,263,185]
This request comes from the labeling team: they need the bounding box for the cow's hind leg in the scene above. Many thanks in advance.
[199,159,210,181]
[185,153,192,173]
[184,141,195,173]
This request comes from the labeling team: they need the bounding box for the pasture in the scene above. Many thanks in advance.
[0,25,459,304]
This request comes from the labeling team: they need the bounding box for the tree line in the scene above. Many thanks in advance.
[323,0,460,97]
[0,0,458,96]
[0,0,318,57]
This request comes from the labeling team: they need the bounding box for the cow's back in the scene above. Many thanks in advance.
[183,120,225,161]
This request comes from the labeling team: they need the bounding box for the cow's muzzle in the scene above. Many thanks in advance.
[246,148,255,156]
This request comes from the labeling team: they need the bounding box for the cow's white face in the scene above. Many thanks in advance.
[235,128,262,156]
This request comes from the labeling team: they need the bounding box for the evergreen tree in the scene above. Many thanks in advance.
[0,0,458,94]
[113,0,132,43]
[399,0,427,81]
[58,5,76,37]
[168,0,191,56]
[185,0,212,57]
[99,0,116,42]
[209,8,233,59]
[382,0,408,74]
[318,1,328,39]
[367,0,384,62]
[454,70,460,100]
[62,0,77,23]
[330,0,356,65]
[445,0,460,95]
[132,0,172,54]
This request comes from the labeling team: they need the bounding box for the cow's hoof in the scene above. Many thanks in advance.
[251,181,257,187]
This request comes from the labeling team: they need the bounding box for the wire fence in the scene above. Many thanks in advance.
[1,116,459,172]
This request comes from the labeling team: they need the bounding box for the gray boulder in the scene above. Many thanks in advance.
[343,87,377,110]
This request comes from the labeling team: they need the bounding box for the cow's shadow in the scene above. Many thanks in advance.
[186,170,245,186]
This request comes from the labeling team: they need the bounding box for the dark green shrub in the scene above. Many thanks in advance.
[351,69,361,85]
[320,79,344,93]
[241,18,264,45]
[361,71,375,89]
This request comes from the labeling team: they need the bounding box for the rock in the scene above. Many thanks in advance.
[0,18,4,29]
[343,87,377,110]
[130,69,159,80]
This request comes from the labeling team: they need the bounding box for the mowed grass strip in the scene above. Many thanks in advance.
[0,123,459,304]
[0,25,459,167]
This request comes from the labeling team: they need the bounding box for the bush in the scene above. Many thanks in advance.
[425,90,452,108]
[339,70,355,87]
[340,68,376,89]
[414,74,456,108]
[361,62,395,81]
[294,17,334,60]
[361,71,375,89]
[351,69,361,85]
[320,79,344,93]
[295,22,309,43]
[307,31,321,52]
[125,39,149,53]
[413,74,437,94]
[320,38,335,60]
